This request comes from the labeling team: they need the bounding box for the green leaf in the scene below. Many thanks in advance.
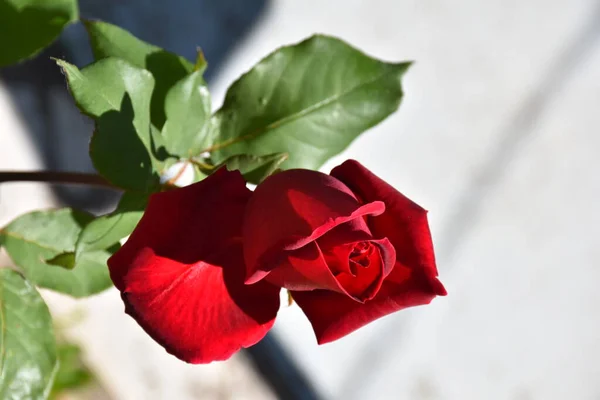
[76,191,147,256]
[0,209,114,297]
[161,70,211,157]
[56,58,158,191]
[44,192,147,274]
[192,164,208,183]
[210,35,411,170]
[46,253,75,270]
[221,153,288,183]
[83,20,195,128]
[150,123,169,162]
[0,0,78,66]
[50,342,92,397]
[0,268,58,399]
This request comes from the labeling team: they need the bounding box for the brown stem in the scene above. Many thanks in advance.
[0,171,120,190]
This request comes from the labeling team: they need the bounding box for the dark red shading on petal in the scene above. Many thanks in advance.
[330,160,446,296]
[292,262,445,344]
[108,168,280,364]
[243,169,385,284]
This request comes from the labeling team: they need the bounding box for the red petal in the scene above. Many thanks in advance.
[323,238,396,302]
[108,168,280,363]
[330,160,446,294]
[292,263,445,344]
[244,169,384,284]
[264,242,344,293]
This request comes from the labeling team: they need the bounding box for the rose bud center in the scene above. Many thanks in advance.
[319,238,389,303]
[348,241,374,273]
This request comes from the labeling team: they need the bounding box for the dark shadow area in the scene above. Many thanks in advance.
[245,334,322,400]
[93,95,157,191]
[0,2,72,66]
[145,51,194,129]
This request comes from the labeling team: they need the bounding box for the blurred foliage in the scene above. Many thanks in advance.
[49,342,93,399]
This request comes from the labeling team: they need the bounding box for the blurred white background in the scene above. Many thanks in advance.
[2,0,600,399]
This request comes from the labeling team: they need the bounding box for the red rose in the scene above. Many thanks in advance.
[244,159,446,344]
[108,160,445,364]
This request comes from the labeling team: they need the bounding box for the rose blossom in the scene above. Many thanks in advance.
[108,160,445,363]
[244,159,446,344]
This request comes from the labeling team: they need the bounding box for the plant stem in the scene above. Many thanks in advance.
[189,157,215,170]
[0,171,119,189]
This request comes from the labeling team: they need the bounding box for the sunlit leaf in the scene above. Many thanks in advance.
[210,35,411,170]
[0,209,114,297]
[161,70,211,158]
[76,191,148,256]
[56,58,157,191]
[0,268,58,399]
[83,20,195,128]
